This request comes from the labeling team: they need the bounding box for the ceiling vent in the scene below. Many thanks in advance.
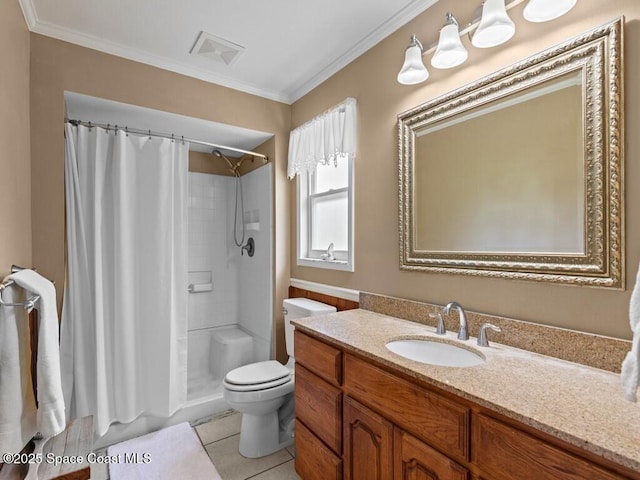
[190,31,245,67]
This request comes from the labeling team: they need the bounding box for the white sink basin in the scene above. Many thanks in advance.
[385,339,485,367]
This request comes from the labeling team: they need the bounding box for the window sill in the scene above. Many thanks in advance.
[297,257,354,272]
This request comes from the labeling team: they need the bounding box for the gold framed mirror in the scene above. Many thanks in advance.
[398,18,624,288]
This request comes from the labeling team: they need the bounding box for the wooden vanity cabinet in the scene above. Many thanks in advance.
[294,330,638,480]
[294,331,343,480]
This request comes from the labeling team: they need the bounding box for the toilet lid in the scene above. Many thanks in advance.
[225,360,291,386]
[223,374,293,392]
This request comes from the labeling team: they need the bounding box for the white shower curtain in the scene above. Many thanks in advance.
[61,124,189,436]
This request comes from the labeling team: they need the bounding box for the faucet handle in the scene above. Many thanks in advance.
[477,323,501,347]
[428,313,446,335]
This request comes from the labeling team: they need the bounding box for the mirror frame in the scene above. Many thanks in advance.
[398,18,624,288]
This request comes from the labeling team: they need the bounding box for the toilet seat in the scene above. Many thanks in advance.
[224,360,292,392]
[224,375,292,392]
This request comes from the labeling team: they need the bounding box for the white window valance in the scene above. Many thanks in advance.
[287,97,357,179]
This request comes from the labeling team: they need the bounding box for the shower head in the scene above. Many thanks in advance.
[212,148,239,176]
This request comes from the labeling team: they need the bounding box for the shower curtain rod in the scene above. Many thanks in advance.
[65,119,269,161]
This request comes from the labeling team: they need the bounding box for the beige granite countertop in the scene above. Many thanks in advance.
[292,308,640,473]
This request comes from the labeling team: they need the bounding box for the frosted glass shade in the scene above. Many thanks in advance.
[523,0,577,22]
[472,0,515,48]
[431,19,468,69]
[397,39,429,85]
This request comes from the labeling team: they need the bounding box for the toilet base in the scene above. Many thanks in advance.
[238,411,294,458]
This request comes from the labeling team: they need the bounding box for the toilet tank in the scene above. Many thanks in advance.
[283,298,337,358]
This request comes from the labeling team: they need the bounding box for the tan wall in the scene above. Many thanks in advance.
[13,0,639,349]
[291,0,639,340]
[29,34,291,360]
[0,0,32,276]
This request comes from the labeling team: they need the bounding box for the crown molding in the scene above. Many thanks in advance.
[19,0,436,105]
[17,0,37,30]
[24,12,292,104]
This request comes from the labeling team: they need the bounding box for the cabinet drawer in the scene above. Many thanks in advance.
[295,363,342,454]
[344,354,470,462]
[296,420,343,480]
[472,414,625,480]
[394,428,469,480]
[295,330,342,386]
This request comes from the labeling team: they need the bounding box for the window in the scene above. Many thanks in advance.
[287,97,357,272]
[297,154,354,271]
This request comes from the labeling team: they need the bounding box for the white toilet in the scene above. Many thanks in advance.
[223,298,337,458]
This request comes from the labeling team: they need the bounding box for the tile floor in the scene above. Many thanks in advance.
[90,410,300,480]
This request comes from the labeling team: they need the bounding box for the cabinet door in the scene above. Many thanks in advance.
[394,429,469,480]
[343,396,393,480]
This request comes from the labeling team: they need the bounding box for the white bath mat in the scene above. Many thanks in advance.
[107,422,222,480]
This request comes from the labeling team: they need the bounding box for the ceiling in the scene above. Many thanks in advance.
[20,0,438,104]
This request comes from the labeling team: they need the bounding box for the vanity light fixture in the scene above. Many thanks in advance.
[397,35,429,85]
[471,0,516,48]
[431,13,468,69]
[397,0,579,85]
[523,0,577,23]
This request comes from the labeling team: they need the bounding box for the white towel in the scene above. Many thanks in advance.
[0,284,38,454]
[8,270,66,437]
[622,262,640,402]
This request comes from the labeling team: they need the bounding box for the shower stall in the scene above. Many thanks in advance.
[63,91,274,449]
[185,164,273,402]
[94,162,273,449]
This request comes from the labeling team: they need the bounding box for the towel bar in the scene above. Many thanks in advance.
[0,264,42,312]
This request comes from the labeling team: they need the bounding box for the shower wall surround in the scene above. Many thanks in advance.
[188,172,238,331]
[187,166,273,391]
[235,165,273,359]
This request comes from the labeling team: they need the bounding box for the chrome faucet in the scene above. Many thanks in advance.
[428,313,446,335]
[443,301,468,341]
[477,323,502,347]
